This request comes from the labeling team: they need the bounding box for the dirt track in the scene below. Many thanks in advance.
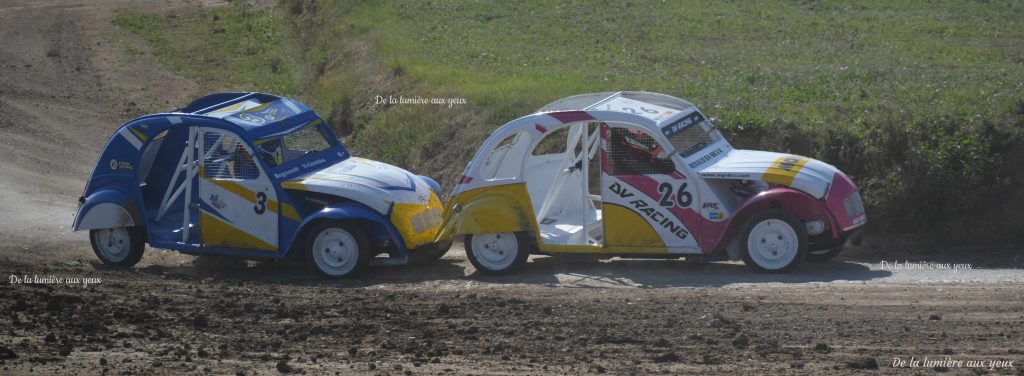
[1,1,1023,375]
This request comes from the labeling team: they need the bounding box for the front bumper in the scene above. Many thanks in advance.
[809,226,864,252]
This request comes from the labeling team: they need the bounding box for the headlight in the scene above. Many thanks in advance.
[411,207,442,233]
[843,192,865,219]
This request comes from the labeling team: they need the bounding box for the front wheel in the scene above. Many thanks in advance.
[740,210,807,273]
[90,227,146,267]
[305,221,370,278]
[465,232,531,275]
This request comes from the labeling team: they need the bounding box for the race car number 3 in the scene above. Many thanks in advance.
[254,192,267,214]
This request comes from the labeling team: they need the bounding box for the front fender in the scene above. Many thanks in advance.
[705,187,838,253]
[287,201,408,257]
[73,188,143,231]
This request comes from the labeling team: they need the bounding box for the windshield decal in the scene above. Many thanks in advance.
[686,147,724,169]
[661,110,705,138]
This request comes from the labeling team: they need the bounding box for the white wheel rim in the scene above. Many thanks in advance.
[471,232,519,271]
[312,228,359,276]
[747,219,798,270]
[95,227,131,262]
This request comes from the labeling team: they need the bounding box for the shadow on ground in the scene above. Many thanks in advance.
[107,248,893,289]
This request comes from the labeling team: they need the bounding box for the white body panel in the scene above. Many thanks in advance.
[76,203,135,230]
[697,149,840,199]
[285,157,434,214]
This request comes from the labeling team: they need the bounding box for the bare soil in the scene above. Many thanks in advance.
[0,1,1022,375]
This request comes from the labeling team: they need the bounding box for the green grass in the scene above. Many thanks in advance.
[113,0,1024,244]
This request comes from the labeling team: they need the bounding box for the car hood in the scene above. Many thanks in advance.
[281,157,433,214]
[695,149,839,199]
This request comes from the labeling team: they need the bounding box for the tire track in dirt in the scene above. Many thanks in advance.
[0,0,202,249]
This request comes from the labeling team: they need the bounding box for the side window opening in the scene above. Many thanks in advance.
[532,127,570,155]
[138,130,169,185]
[203,132,260,180]
[607,126,675,175]
[480,131,529,180]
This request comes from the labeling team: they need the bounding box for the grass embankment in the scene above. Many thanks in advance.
[113,0,1024,244]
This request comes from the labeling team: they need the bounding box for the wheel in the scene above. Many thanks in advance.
[465,232,531,275]
[305,221,370,278]
[89,227,146,267]
[740,210,807,273]
[806,248,842,262]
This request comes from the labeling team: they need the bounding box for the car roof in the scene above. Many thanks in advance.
[173,92,314,132]
[537,91,697,114]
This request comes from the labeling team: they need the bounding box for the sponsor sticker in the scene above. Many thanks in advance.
[109,159,134,171]
[687,147,724,169]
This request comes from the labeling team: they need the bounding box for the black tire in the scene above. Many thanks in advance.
[412,239,453,263]
[739,210,807,273]
[464,232,532,275]
[304,220,370,278]
[89,227,146,267]
[806,248,842,262]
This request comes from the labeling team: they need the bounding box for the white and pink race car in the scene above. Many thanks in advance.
[435,92,866,274]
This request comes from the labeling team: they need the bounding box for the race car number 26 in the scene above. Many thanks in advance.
[658,182,692,208]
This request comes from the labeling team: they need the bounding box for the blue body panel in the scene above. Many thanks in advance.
[291,202,409,257]
[75,92,412,261]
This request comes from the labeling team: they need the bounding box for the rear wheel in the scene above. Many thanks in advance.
[90,227,145,267]
[306,221,370,278]
[740,210,807,273]
[465,232,531,275]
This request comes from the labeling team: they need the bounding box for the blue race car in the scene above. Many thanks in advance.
[73,92,448,277]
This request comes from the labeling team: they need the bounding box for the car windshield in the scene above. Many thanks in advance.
[255,122,333,167]
[662,110,721,157]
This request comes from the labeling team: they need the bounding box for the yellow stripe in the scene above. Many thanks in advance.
[763,155,809,186]
[129,127,149,142]
[200,210,276,251]
[216,101,248,113]
[281,180,310,191]
[281,203,302,222]
[208,179,259,205]
[205,178,299,220]
[243,102,272,113]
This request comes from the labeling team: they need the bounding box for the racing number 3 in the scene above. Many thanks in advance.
[658,182,692,208]
[254,192,267,214]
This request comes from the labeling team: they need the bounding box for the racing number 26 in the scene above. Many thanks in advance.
[254,192,267,214]
[658,182,692,208]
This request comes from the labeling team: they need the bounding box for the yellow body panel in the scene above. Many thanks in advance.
[440,184,671,254]
[436,184,538,242]
[390,191,444,249]
[602,203,667,251]
[763,155,809,186]
[200,211,276,251]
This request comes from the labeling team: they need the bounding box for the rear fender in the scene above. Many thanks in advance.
[435,184,537,242]
[73,188,143,231]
